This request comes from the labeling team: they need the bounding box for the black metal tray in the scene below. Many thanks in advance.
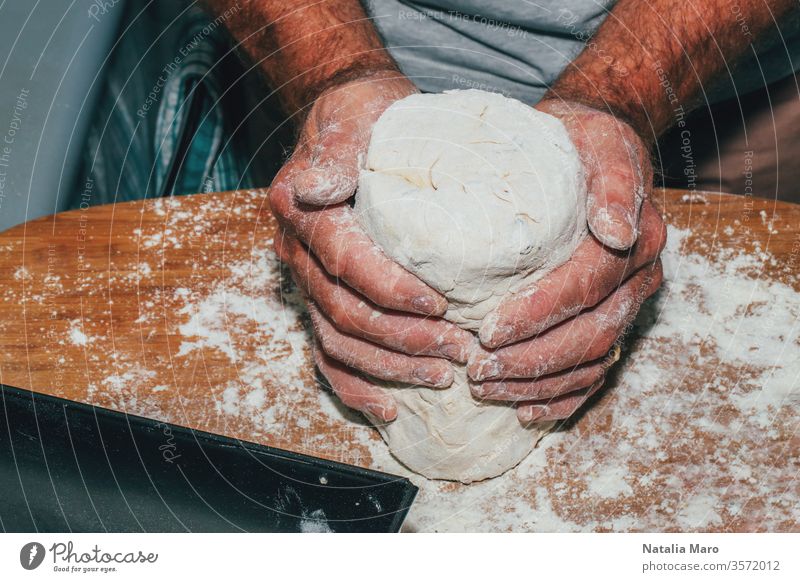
[0,384,416,532]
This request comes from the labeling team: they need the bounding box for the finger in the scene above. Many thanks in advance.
[292,162,359,206]
[471,358,606,402]
[308,302,454,388]
[517,380,605,424]
[290,76,413,206]
[479,201,666,348]
[283,233,472,360]
[584,122,652,250]
[312,341,397,422]
[469,261,663,381]
[536,100,650,250]
[269,178,447,316]
[273,227,290,262]
[292,125,363,205]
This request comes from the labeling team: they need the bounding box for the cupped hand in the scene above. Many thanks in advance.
[469,100,666,424]
[269,70,473,422]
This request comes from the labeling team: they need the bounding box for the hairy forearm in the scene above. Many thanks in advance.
[545,0,797,141]
[205,0,397,114]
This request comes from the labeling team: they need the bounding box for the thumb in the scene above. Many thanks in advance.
[292,127,365,206]
[292,160,360,206]
[586,135,650,250]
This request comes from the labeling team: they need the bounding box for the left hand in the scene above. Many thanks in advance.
[269,71,473,423]
[467,100,667,424]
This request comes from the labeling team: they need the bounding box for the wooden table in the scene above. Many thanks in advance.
[0,188,797,532]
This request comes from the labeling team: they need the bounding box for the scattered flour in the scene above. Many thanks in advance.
[299,509,334,533]
[171,223,799,531]
[68,320,89,346]
[390,225,799,531]
[74,192,797,532]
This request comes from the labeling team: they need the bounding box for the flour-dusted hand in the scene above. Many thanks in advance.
[472,100,666,424]
[277,233,472,361]
[270,70,448,316]
[270,71,473,420]
[285,70,415,207]
[536,100,653,251]
[311,341,398,422]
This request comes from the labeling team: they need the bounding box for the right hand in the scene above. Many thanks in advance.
[269,70,473,423]
[468,100,664,425]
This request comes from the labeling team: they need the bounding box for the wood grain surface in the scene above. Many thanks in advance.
[0,187,797,531]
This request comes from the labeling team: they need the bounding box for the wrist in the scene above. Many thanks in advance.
[541,14,682,145]
[297,62,404,112]
[540,71,663,148]
[536,95,654,153]
[264,1,401,115]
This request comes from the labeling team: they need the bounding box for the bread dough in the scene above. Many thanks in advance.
[355,90,587,483]
[357,90,587,330]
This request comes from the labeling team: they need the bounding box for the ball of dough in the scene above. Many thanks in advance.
[355,90,588,483]
[356,89,587,330]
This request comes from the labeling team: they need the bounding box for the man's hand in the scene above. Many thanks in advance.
[203,0,474,422]
[468,101,666,424]
[270,71,473,422]
[465,0,799,424]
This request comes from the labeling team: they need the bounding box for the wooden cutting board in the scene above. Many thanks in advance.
[0,187,797,532]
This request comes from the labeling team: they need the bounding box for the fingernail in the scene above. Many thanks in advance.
[365,402,396,422]
[437,343,463,361]
[411,296,437,314]
[413,365,452,387]
[472,382,504,399]
[519,405,548,423]
[595,203,635,250]
[611,202,636,233]
[471,358,502,382]
[470,383,486,398]
[483,324,514,348]
[479,313,499,339]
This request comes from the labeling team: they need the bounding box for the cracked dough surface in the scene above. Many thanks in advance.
[356,90,587,482]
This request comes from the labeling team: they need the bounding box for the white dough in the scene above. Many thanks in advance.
[355,90,588,483]
[374,368,543,483]
[357,89,587,329]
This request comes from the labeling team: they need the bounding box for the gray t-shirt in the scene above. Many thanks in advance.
[365,0,800,104]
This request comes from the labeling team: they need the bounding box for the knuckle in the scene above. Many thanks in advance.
[311,342,326,369]
[641,229,666,262]
[326,300,351,330]
[595,329,621,358]
[314,325,334,354]
[655,221,668,255]
[604,164,638,190]
[302,271,327,303]
[312,234,341,274]
[332,246,356,280]
[272,236,287,261]
[640,206,667,257]
[647,261,665,292]
[268,183,293,220]
[572,266,596,297]
[312,319,341,357]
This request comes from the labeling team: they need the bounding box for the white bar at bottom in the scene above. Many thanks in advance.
[0,533,796,580]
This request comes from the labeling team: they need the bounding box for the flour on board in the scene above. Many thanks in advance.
[73,192,797,532]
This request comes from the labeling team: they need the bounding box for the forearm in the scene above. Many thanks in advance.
[545,0,797,141]
[205,0,398,114]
